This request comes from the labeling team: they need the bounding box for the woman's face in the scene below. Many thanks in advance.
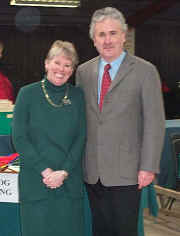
[0,46,3,59]
[45,53,73,86]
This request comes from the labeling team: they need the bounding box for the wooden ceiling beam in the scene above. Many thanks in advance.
[127,0,179,27]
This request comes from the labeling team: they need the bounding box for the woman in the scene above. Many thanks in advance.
[12,40,86,236]
[0,40,14,103]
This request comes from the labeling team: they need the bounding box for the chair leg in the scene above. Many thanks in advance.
[167,198,176,210]
[157,195,176,210]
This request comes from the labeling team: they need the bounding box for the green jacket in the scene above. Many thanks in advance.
[12,79,86,201]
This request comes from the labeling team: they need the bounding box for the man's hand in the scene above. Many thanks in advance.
[138,170,155,189]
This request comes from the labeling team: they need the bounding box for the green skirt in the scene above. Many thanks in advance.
[20,196,85,236]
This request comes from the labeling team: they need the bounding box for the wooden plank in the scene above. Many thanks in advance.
[154,185,180,200]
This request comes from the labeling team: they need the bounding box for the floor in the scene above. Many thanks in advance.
[144,199,180,236]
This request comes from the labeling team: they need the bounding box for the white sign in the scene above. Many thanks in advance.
[0,173,19,203]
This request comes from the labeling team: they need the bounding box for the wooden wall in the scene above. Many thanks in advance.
[0,8,180,118]
[136,25,180,118]
[0,24,97,97]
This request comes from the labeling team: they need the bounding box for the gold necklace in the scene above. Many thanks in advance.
[41,79,71,108]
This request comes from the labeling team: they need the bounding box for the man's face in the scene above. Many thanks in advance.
[93,18,126,62]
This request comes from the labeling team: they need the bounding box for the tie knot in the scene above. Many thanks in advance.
[104,64,111,71]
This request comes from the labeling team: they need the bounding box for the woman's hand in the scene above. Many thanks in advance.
[41,168,53,178]
[43,170,68,189]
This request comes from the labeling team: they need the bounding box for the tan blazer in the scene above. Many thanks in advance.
[76,53,165,186]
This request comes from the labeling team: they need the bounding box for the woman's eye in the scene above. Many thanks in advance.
[65,64,71,68]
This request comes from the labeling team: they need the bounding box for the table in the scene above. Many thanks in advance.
[0,112,13,135]
[0,202,21,236]
[138,184,158,236]
[157,119,180,189]
[0,113,21,236]
[0,135,158,236]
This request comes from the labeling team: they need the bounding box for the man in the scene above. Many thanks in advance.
[0,41,14,103]
[76,7,165,236]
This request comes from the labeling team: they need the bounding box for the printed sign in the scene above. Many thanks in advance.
[0,173,19,203]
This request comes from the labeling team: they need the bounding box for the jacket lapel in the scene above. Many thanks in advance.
[109,53,135,92]
[90,57,101,116]
[90,54,135,117]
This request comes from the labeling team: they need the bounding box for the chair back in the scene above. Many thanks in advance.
[170,133,180,191]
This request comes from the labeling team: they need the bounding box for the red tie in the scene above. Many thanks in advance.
[99,64,111,111]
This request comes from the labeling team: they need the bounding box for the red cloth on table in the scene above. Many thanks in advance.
[0,71,14,103]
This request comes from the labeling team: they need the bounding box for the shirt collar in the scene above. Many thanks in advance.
[100,51,126,69]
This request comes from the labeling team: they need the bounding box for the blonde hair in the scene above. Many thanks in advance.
[46,40,79,69]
